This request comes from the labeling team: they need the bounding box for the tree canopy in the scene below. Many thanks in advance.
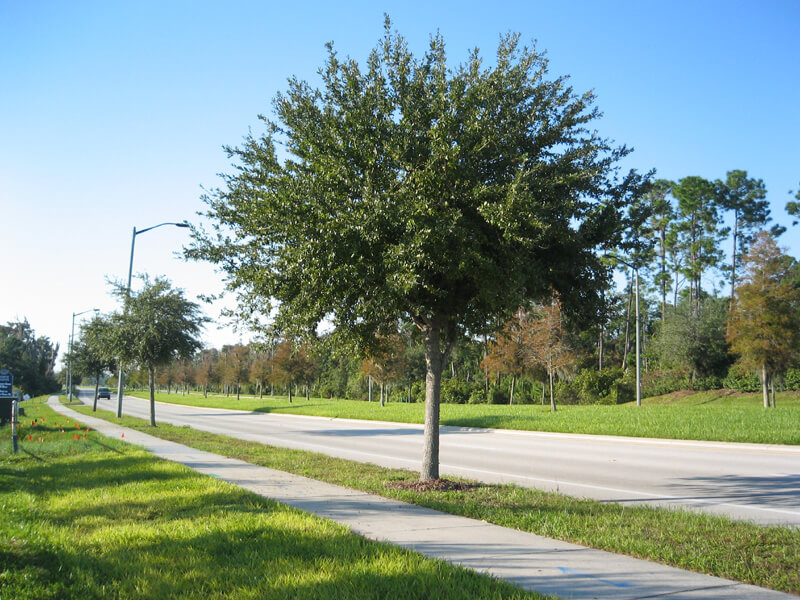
[188,20,648,479]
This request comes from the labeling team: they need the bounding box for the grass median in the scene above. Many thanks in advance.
[75,399,800,594]
[130,389,800,445]
[0,398,542,600]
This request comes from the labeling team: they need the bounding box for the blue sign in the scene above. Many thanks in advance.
[0,369,13,398]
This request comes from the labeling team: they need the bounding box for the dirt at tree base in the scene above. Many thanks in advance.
[387,478,482,493]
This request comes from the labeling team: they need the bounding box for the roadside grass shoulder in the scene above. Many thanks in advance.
[128,389,800,445]
[76,401,800,595]
[0,399,541,600]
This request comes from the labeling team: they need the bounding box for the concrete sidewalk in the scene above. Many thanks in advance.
[50,398,794,600]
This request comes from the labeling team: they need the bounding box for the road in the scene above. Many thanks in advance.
[84,391,800,527]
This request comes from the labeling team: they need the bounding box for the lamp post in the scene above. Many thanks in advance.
[115,222,190,417]
[68,308,99,403]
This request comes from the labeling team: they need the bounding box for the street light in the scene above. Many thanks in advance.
[68,308,99,404]
[115,222,190,417]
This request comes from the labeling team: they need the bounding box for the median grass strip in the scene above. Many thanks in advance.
[131,389,800,445]
[75,401,800,594]
[0,399,542,600]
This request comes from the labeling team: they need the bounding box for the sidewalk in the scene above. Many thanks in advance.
[50,398,794,600]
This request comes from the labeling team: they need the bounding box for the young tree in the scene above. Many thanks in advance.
[222,344,251,400]
[194,348,219,397]
[726,233,800,407]
[644,179,675,322]
[70,314,116,411]
[481,309,532,405]
[361,333,408,406]
[188,22,647,480]
[108,277,206,425]
[527,299,576,412]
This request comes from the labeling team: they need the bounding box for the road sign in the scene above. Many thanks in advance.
[0,369,13,398]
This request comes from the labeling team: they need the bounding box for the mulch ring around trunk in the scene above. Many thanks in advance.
[387,478,483,493]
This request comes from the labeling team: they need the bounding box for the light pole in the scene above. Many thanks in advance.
[115,222,190,417]
[68,308,99,403]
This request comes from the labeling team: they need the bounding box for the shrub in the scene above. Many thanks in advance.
[488,386,509,404]
[785,368,800,391]
[722,367,761,392]
[641,369,691,397]
[468,387,488,404]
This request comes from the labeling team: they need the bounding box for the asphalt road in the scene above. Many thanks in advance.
[84,391,800,527]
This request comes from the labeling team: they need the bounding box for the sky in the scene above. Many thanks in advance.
[1,0,799,367]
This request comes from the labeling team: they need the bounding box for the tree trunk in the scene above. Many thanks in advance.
[598,323,604,370]
[380,382,385,407]
[660,226,667,323]
[236,380,241,401]
[148,366,157,427]
[509,375,516,405]
[368,375,373,402]
[769,374,776,408]
[288,383,292,404]
[92,373,100,411]
[422,322,448,481]
[622,276,632,370]
[729,212,739,311]
[549,366,556,412]
[761,364,769,408]
[541,380,545,405]
[203,383,208,398]
[305,385,309,402]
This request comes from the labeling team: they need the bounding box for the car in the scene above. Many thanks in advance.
[97,387,111,400]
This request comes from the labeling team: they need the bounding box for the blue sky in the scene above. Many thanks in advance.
[1,0,798,363]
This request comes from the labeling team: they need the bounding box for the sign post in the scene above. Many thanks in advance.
[0,369,16,453]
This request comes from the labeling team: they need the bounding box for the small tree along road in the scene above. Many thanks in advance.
[108,277,206,426]
[188,21,647,480]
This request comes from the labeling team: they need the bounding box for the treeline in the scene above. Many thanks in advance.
[115,172,800,408]
[0,320,60,397]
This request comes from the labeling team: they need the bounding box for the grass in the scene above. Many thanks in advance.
[0,398,543,600]
[75,399,800,595]
[129,388,800,445]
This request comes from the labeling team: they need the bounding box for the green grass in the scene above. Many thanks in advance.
[129,389,800,445]
[0,399,542,600]
[76,400,800,595]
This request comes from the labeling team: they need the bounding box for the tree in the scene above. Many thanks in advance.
[787,184,800,226]
[651,296,730,386]
[671,176,725,312]
[70,315,116,411]
[361,333,407,406]
[194,348,219,397]
[644,179,675,322]
[715,170,770,307]
[108,277,206,425]
[222,344,250,400]
[527,298,576,411]
[727,233,800,407]
[481,309,532,405]
[188,21,647,480]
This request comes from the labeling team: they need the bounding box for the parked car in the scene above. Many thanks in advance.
[97,387,111,400]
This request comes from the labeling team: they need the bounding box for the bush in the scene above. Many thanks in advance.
[641,369,691,397]
[488,386,509,404]
[785,368,800,391]
[468,387,488,404]
[722,367,761,392]
[441,378,483,404]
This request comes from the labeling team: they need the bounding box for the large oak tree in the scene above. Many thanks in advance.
[188,21,647,480]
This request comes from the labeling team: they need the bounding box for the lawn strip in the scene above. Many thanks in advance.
[1,399,543,600]
[75,401,800,594]
[128,390,800,445]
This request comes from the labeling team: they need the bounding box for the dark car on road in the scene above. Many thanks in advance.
[97,387,111,400]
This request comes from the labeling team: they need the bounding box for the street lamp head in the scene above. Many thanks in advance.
[176,221,190,228]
